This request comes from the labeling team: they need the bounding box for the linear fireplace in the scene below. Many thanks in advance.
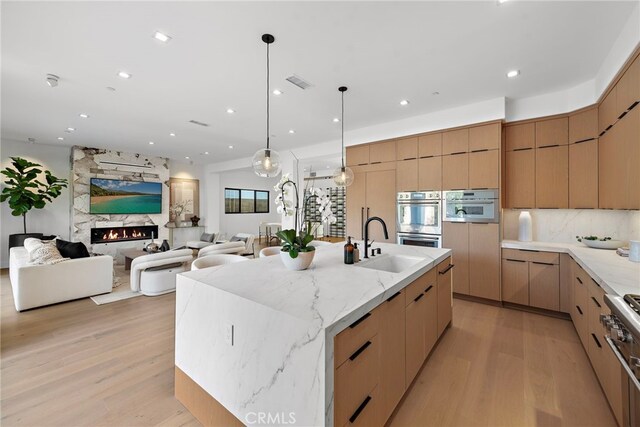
[91,225,159,244]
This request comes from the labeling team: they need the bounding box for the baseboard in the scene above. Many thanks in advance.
[175,366,243,427]
[502,302,571,320]
[453,293,503,307]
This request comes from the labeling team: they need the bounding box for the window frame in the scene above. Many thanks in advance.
[224,187,270,214]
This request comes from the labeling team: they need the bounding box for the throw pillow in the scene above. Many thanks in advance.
[230,236,247,243]
[23,238,69,265]
[56,239,90,259]
[200,233,215,243]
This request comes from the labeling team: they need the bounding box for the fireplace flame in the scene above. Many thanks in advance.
[102,229,145,241]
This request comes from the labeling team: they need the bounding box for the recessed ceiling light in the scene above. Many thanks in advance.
[149,141,155,145]
[326,165,331,169]
[333,118,340,123]
[507,69,520,78]
[204,151,209,155]
[169,132,176,137]
[118,71,132,79]
[66,127,75,132]
[228,145,234,149]
[400,100,410,106]
[498,0,509,4]
[289,129,295,134]
[153,31,172,43]
[57,137,64,141]
[185,156,190,160]
[79,113,89,118]
[273,89,283,95]
[226,108,235,114]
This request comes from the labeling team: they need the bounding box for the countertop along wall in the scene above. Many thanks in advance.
[0,141,72,268]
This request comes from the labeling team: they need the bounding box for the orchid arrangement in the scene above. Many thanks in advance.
[169,200,192,219]
[273,174,337,258]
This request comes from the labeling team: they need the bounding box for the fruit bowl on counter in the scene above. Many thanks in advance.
[576,235,625,250]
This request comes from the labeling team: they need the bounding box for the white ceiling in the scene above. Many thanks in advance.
[1,1,636,165]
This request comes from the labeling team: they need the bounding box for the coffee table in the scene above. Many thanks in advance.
[120,249,148,271]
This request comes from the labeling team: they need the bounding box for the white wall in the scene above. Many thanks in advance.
[1,141,72,267]
[169,159,207,224]
[216,168,281,238]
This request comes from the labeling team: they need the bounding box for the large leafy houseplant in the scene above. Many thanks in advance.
[0,157,68,233]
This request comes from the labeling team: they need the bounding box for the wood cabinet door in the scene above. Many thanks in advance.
[529,262,560,311]
[347,145,370,166]
[586,295,605,383]
[418,133,442,157]
[366,169,396,243]
[422,268,438,355]
[377,290,406,423]
[598,123,626,209]
[559,254,572,314]
[616,55,640,115]
[599,87,617,134]
[602,330,625,427]
[569,139,598,208]
[436,257,453,337]
[621,107,640,209]
[418,157,442,191]
[535,117,568,147]
[468,223,500,301]
[573,268,590,349]
[397,137,418,160]
[505,149,535,208]
[442,222,468,295]
[442,129,469,155]
[501,258,529,305]
[535,145,568,208]
[468,150,499,189]
[346,171,366,240]
[569,108,598,143]
[469,123,501,151]
[442,153,469,190]
[405,293,426,386]
[370,140,397,164]
[505,123,535,151]
[396,159,418,192]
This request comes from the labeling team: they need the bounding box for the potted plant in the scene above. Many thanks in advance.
[274,174,336,271]
[0,157,68,249]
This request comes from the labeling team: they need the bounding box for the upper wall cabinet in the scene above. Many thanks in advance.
[469,123,501,151]
[442,129,469,155]
[418,133,442,158]
[599,86,617,134]
[370,140,397,164]
[505,123,535,151]
[616,55,640,117]
[569,108,598,143]
[396,137,418,160]
[535,117,568,148]
[346,145,370,166]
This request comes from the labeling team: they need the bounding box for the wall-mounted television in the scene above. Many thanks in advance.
[90,178,162,214]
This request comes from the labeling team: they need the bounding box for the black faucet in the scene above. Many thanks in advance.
[363,216,388,259]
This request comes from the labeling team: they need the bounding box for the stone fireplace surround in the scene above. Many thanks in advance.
[71,147,170,260]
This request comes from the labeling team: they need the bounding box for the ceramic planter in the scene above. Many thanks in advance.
[280,249,315,271]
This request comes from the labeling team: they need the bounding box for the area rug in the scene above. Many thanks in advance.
[91,265,142,305]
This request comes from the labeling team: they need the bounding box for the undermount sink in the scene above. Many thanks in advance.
[357,254,424,274]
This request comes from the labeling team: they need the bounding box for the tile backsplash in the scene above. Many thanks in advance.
[502,209,640,244]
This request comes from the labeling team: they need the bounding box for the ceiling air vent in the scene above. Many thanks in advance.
[286,75,313,90]
[310,171,317,177]
[188,120,209,127]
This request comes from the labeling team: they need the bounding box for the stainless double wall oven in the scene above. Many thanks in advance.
[396,191,442,248]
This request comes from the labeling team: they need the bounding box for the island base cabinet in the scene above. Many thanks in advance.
[423,270,438,357]
[343,386,381,427]
[405,290,428,386]
[436,257,453,337]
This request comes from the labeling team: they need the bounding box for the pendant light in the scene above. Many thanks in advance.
[252,34,282,177]
[333,86,354,187]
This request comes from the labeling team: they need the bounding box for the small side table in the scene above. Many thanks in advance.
[120,249,148,271]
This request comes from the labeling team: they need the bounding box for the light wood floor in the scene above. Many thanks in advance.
[1,270,616,427]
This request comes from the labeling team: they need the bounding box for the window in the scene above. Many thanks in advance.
[224,188,270,214]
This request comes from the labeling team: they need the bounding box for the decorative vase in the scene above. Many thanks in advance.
[174,220,181,228]
[630,240,640,263]
[280,250,315,271]
[160,239,170,252]
[518,211,532,242]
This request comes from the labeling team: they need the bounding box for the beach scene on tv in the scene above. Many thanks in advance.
[90,178,162,214]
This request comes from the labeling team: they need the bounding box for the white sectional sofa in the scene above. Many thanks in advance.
[9,247,113,311]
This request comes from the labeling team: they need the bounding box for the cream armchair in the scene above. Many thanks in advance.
[130,249,193,296]
[197,241,246,258]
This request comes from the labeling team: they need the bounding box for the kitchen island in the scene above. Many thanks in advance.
[175,242,452,426]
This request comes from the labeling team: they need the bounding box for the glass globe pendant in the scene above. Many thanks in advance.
[333,86,353,187]
[253,33,281,178]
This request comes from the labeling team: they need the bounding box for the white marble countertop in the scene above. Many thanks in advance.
[502,240,640,297]
[175,242,451,426]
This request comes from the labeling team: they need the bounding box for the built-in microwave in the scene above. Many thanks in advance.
[442,189,499,223]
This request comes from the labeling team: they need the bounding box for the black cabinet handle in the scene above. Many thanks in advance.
[471,149,489,153]
[574,137,595,144]
[532,261,555,266]
[386,291,401,302]
[506,258,526,263]
[591,297,601,308]
[450,151,466,156]
[439,264,454,275]
[349,395,372,423]
[538,144,560,149]
[591,333,602,349]
[520,249,540,253]
[513,147,533,152]
[349,312,371,329]
[576,305,583,315]
[360,207,364,240]
[414,293,424,302]
[424,285,434,293]
[349,341,372,361]
[576,277,583,284]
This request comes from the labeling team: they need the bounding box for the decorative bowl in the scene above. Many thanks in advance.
[280,250,315,271]
[581,239,625,250]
